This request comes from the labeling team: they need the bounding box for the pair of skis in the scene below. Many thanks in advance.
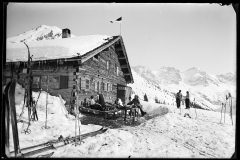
[4,81,108,158]
[4,80,21,157]
[220,93,233,125]
[9,127,108,158]
[31,89,42,121]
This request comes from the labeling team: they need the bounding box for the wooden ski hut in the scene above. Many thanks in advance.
[4,29,134,110]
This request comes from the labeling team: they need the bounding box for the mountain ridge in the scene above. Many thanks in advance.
[7,24,76,43]
[129,65,236,111]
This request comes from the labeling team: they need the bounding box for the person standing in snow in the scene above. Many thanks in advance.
[176,90,182,114]
[127,95,147,116]
[184,91,191,118]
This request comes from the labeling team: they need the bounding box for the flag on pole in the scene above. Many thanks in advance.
[110,17,122,23]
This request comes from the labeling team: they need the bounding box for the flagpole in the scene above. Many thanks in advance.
[120,23,121,35]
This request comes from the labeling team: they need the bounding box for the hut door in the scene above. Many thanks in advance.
[117,84,125,105]
[125,87,132,104]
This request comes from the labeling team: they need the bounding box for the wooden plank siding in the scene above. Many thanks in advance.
[4,44,129,109]
[73,46,127,105]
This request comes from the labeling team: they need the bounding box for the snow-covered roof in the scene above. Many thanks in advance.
[6,35,115,62]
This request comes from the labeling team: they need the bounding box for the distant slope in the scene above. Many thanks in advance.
[129,65,236,112]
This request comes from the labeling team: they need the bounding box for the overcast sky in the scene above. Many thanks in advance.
[7,3,236,75]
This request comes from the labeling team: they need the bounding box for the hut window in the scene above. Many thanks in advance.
[107,83,109,92]
[78,77,81,90]
[5,77,12,85]
[85,79,90,90]
[32,76,41,89]
[106,61,109,70]
[60,76,69,89]
[94,54,99,60]
[94,81,98,91]
[104,82,107,91]
[101,82,104,91]
[49,76,60,89]
[41,75,48,89]
[95,81,100,92]
[116,67,119,76]
[108,83,112,92]
[91,81,95,90]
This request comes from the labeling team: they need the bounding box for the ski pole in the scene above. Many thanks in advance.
[194,98,197,119]
[229,93,233,125]
[42,77,50,129]
[224,95,227,123]
[75,104,77,146]
[230,98,233,125]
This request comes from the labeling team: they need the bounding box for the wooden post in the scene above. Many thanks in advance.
[124,107,127,121]
[42,76,50,129]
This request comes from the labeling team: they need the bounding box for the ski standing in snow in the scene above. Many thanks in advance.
[220,92,233,125]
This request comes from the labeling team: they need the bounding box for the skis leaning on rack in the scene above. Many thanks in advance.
[18,42,35,134]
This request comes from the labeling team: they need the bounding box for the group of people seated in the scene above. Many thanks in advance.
[82,93,147,116]
[83,93,106,111]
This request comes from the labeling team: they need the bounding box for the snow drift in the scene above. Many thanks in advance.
[7,83,235,158]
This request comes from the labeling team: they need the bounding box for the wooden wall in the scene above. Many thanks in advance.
[75,45,127,104]
[4,44,128,110]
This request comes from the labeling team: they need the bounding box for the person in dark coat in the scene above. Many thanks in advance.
[83,98,88,107]
[176,90,182,108]
[98,93,106,110]
[127,96,132,104]
[128,95,147,116]
[184,91,191,118]
[185,91,190,109]
[176,90,182,114]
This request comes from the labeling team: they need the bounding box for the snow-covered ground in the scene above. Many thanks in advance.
[8,83,235,158]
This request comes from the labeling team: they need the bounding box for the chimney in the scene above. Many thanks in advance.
[62,28,71,38]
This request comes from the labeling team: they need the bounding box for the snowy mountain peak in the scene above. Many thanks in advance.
[131,66,153,74]
[7,25,76,43]
[216,72,236,84]
[184,67,204,73]
[225,72,235,76]
[36,24,50,30]
[159,66,180,73]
